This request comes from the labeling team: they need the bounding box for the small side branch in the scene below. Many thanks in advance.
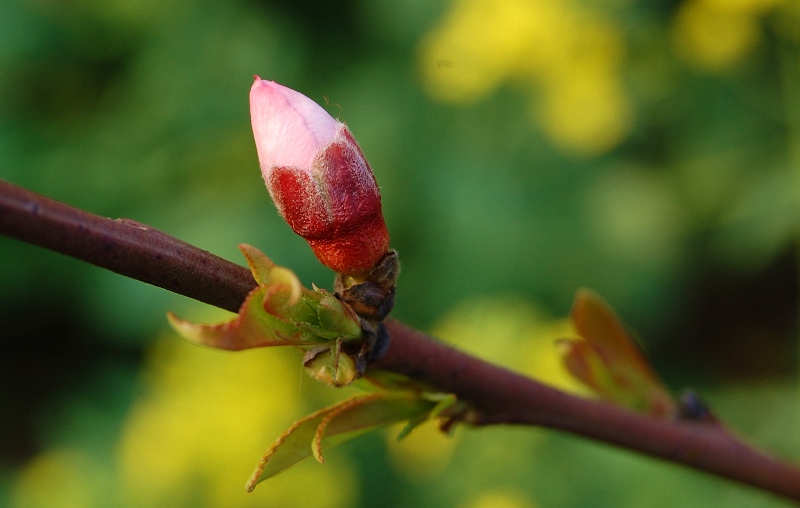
[2,179,799,501]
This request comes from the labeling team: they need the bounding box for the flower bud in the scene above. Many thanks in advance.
[250,77,390,275]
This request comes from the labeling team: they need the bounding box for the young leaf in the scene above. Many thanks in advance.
[396,393,459,440]
[303,343,359,387]
[239,243,276,285]
[560,289,676,417]
[557,338,641,408]
[571,289,658,386]
[168,245,361,352]
[167,286,312,351]
[246,391,438,491]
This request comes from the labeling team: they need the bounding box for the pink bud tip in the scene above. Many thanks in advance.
[250,78,390,275]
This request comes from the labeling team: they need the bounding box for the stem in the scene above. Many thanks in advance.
[379,319,800,500]
[0,181,256,312]
[2,179,800,501]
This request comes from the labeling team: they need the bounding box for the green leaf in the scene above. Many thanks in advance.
[571,289,652,380]
[303,343,359,387]
[168,245,362,353]
[167,285,314,351]
[315,291,363,338]
[396,392,458,440]
[239,243,276,285]
[246,391,436,492]
[557,338,637,406]
[561,289,676,417]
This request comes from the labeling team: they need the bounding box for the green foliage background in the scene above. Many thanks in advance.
[1,0,800,506]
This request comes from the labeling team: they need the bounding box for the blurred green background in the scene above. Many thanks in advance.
[2,0,800,506]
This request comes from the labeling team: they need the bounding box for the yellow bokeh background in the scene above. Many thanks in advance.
[419,0,632,156]
[672,0,785,71]
[4,0,800,506]
[11,325,359,508]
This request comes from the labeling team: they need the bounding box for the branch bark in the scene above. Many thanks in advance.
[2,179,799,502]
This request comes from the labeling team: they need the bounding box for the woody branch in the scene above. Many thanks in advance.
[1,179,800,501]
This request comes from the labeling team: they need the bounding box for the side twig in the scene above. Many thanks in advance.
[1,179,799,502]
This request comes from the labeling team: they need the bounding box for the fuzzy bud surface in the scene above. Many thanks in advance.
[250,77,390,275]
